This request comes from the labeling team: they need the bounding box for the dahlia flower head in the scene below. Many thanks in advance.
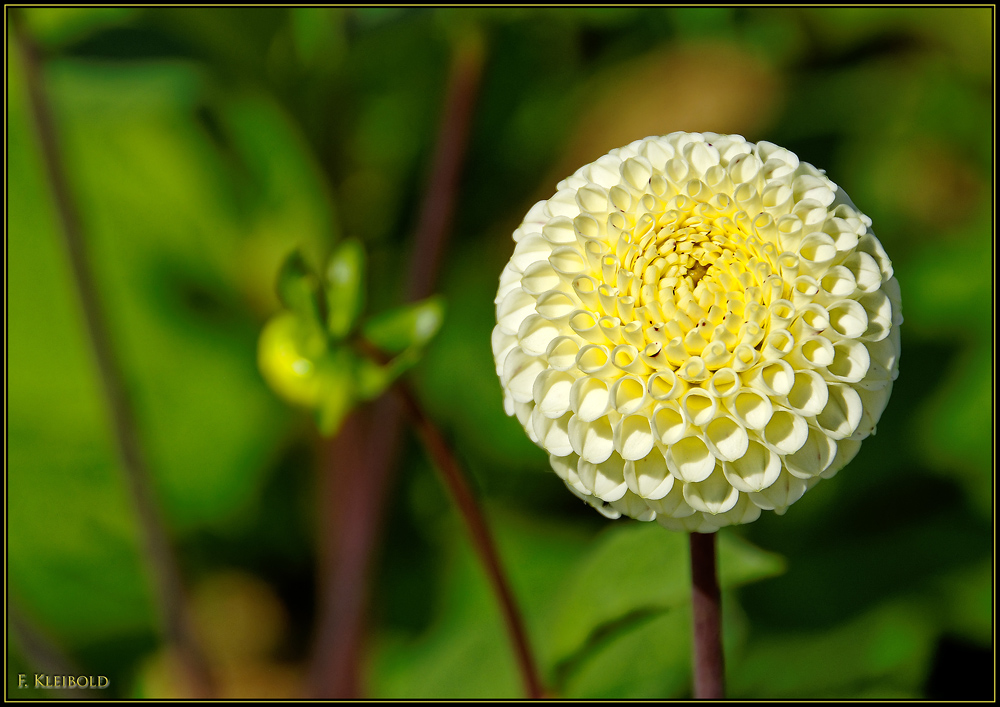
[492,132,901,532]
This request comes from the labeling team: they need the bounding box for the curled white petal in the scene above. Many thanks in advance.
[646,479,696,518]
[533,369,575,419]
[609,491,656,522]
[652,402,689,445]
[784,426,838,479]
[624,448,674,500]
[784,369,830,417]
[532,409,574,457]
[610,375,648,415]
[614,414,656,461]
[727,389,774,430]
[570,376,610,422]
[503,349,545,404]
[723,440,781,493]
[704,415,749,462]
[569,414,616,464]
[762,409,809,455]
[815,384,864,440]
[749,470,808,514]
[667,436,716,483]
[577,454,628,502]
[683,466,741,515]
[520,260,562,295]
[518,314,561,356]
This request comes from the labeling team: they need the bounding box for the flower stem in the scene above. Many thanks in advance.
[690,531,725,699]
[11,10,213,697]
[393,382,546,699]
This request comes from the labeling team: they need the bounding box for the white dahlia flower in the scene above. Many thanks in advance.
[493,132,901,532]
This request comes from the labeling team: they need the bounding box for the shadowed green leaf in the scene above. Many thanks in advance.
[563,609,691,698]
[730,600,937,698]
[545,524,785,675]
[370,509,593,698]
[277,249,324,328]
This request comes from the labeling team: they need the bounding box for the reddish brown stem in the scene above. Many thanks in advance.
[394,383,545,699]
[308,400,403,697]
[11,10,213,697]
[308,29,486,697]
[406,30,484,302]
[690,532,725,699]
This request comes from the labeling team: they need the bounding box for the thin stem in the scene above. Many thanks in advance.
[309,410,368,698]
[394,30,548,696]
[308,402,403,697]
[690,531,725,699]
[11,11,213,697]
[406,29,484,302]
[393,382,546,699]
[308,27,486,698]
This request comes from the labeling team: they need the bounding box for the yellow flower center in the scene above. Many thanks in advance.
[570,188,786,385]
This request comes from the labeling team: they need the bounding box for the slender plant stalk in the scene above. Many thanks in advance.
[309,27,487,697]
[11,11,214,697]
[355,332,545,696]
[393,382,546,699]
[690,532,725,699]
[406,29,484,302]
[309,402,403,697]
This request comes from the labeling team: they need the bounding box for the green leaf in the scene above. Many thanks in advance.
[325,237,366,339]
[7,56,322,661]
[7,52,161,644]
[545,524,785,678]
[363,296,446,355]
[276,249,324,327]
[370,508,594,698]
[561,578,753,699]
[562,609,692,698]
[718,531,790,589]
[730,600,937,698]
[355,296,446,398]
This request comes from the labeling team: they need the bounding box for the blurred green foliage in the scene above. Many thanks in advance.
[7,7,992,699]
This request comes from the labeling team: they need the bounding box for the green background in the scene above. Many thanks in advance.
[7,7,993,699]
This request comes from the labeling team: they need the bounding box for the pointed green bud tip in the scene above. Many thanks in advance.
[325,238,367,339]
[276,250,323,326]
[363,296,446,355]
